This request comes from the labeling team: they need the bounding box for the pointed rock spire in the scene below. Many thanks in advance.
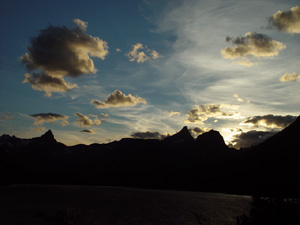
[163,126,194,143]
[40,129,56,143]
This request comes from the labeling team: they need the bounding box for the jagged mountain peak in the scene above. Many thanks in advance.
[196,129,222,138]
[163,126,194,143]
[177,126,190,135]
[196,129,228,150]
[0,134,11,142]
[39,129,56,143]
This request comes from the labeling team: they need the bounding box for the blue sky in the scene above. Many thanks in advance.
[0,0,299,147]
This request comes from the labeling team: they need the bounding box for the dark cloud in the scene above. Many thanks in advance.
[188,127,211,137]
[21,19,108,77]
[185,104,240,124]
[30,113,69,126]
[80,129,94,134]
[130,131,168,140]
[91,90,147,108]
[269,6,300,34]
[23,72,77,97]
[231,130,277,149]
[241,114,297,129]
[21,19,108,96]
[74,112,103,128]
[221,32,286,66]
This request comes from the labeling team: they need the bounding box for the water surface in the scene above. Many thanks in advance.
[0,185,251,225]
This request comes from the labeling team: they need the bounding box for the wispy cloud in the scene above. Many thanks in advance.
[104,103,183,139]
[0,112,14,120]
[91,90,147,108]
[149,0,297,113]
[167,111,181,117]
[29,126,46,133]
[233,94,244,102]
[60,120,69,127]
[269,6,300,34]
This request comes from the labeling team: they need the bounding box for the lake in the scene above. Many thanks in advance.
[0,184,251,225]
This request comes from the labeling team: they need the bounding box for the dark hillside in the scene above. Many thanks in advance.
[1,116,299,195]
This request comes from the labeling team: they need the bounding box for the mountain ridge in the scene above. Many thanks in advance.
[163,126,195,144]
[1,116,299,195]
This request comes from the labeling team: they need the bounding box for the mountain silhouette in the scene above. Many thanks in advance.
[1,116,299,195]
[240,115,300,194]
[195,130,227,150]
[0,134,28,147]
[163,126,194,143]
[39,129,56,143]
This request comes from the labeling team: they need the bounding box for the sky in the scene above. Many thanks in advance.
[0,0,299,148]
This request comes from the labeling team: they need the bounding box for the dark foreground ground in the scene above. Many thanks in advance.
[0,184,251,225]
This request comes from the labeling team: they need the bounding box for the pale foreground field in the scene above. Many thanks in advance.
[0,185,251,225]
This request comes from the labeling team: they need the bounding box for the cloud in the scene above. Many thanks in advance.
[269,6,300,34]
[29,126,46,133]
[230,130,277,149]
[23,72,78,97]
[233,94,244,102]
[80,129,95,134]
[91,90,147,108]
[241,114,297,129]
[188,127,211,138]
[116,48,122,52]
[0,112,14,120]
[100,113,109,118]
[280,72,300,82]
[21,19,109,77]
[73,18,88,31]
[150,50,163,59]
[221,32,286,66]
[126,43,162,63]
[185,104,241,124]
[21,19,109,96]
[60,120,69,127]
[30,113,69,126]
[168,111,181,117]
[127,43,150,63]
[74,112,104,128]
[130,131,168,140]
